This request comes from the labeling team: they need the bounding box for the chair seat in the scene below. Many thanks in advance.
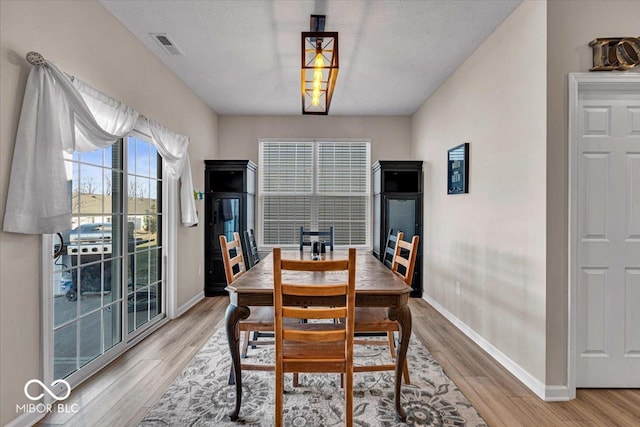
[354,307,398,332]
[240,306,298,329]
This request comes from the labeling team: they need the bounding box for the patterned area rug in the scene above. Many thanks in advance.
[140,328,487,426]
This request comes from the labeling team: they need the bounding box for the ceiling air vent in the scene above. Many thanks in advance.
[150,33,184,56]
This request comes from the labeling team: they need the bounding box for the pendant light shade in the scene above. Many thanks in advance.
[301,16,338,115]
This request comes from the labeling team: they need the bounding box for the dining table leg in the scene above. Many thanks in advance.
[388,304,412,422]
[225,303,250,421]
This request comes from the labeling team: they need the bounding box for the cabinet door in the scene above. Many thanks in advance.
[385,195,422,296]
[209,197,242,253]
[386,196,418,239]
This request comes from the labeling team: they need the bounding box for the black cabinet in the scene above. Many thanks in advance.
[372,161,423,297]
[204,160,256,296]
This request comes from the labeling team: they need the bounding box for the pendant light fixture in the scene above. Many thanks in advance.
[301,15,339,115]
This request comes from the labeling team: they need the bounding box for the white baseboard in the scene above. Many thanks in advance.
[544,385,571,401]
[175,291,204,318]
[5,410,45,427]
[422,294,571,402]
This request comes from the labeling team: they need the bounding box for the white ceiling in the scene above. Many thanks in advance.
[99,0,522,116]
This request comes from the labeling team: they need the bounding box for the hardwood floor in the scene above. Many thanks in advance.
[411,299,640,427]
[38,297,640,426]
[37,297,229,427]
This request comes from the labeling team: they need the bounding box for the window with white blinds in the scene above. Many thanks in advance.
[259,140,370,247]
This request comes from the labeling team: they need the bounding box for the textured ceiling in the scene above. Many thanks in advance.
[99,0,522,116]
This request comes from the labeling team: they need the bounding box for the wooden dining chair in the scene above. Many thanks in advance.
[299,226,334,251]
[242,228,271,346]
[353,232,419,384]
[243,228,260,269]
[273,247,356,427]
[220,232,273,360]
[382,228,399,269]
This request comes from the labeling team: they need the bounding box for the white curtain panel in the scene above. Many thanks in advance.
[148,120,198,227]
[3,62,137,233]
[3,61,197,233]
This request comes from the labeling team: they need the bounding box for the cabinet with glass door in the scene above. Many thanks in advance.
[204,160,256,296]
[372,161,423,297]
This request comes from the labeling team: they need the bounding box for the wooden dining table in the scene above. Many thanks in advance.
[224,249,413,421]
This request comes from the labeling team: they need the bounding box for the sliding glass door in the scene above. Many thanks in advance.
[48,131,164,383]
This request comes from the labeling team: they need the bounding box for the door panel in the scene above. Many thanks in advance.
[580,153,609,240]
[580,268,607,355]
[576,85,640,387]
[625,269,640,355]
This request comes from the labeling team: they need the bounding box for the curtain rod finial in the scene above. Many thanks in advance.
[26,51,46,66]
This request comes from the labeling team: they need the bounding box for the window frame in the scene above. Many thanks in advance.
[258,138,371,250]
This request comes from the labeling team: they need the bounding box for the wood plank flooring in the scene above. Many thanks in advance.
[38,297,640,426]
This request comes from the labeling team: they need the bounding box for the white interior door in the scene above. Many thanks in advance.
[575,75,640,387]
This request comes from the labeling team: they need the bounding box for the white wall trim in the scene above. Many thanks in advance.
[165,178,179,320]
[175,291,205,318]
[41,235,53,391]
[567,72,581,401]
[544,385,571,402]
[422,294,569,401]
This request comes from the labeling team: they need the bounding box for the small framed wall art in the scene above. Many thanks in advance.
[447,143,469,194]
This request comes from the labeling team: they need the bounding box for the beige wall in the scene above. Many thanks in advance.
[218,115,411,163]
[546,0,640,385]
[0,1,217,424]
[411,0,547,382]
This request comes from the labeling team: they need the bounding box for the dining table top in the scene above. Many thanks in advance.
[226,249,412,297]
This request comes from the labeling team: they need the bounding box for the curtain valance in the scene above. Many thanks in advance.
[3,61,198,234]
[148,120,198,226]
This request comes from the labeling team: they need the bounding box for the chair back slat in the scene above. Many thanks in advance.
[393,254,411,269]
[281,258,346,271]
[283,283,347,297]
[299,226,334,251]
[284,329,346,343]
[283,306,347,320]
[219,232,246,285]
